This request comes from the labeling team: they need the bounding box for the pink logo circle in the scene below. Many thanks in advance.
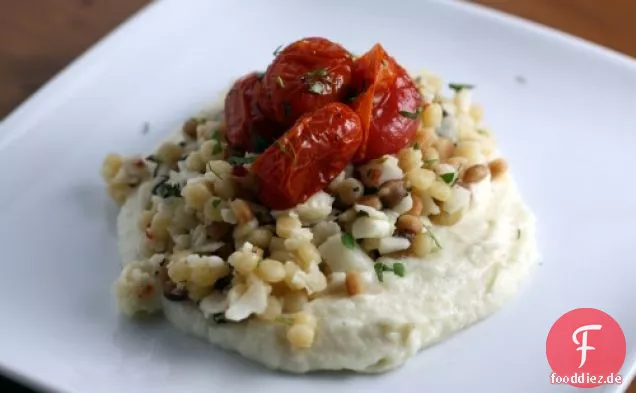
[546,308,626,388]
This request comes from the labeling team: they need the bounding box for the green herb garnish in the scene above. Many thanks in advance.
[399,108,422,119]
[440,172,456,185]
[145,155,160,163]
[373,262,406,282]
[151,177,182,198]
[477,129,488,136]
[413,143,420,150]
[272,44,283,56]
[341,232,355,250]
[423,158,439,165]
[393,262,406,277]
[449,83,475,92]
[228,156,257,166]
[212,199,222,208]
[517,229,521,239]
[212,142,223,155]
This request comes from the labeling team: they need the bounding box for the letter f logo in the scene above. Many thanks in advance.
[572,324,602,368]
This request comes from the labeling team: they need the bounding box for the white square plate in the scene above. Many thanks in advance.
[1,1,635,392]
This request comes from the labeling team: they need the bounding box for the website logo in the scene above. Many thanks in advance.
[546,308,626,388]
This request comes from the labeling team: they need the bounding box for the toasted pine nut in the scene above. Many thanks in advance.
[345,272,363,296]
[396,214,422,234]
[462,164,489,183]
[378,179,408,208]
[183,118,198,139]
[356,195,383,210]
[488,158,508,180]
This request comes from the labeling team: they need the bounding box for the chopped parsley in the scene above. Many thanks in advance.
[256,71,265,80]
[228,155,257,166]
[211,129,222,141]
[212,198,222,208]
[449,83,475,92]
[477,129,488,136]
[399,107,422,119]
[517,229,522,239]
[374,262,406,282]
[151,177,182,198]
[276,76,285,88]
[341,232,356,250]
[440,172,456,185]
[393,262,406,277]
[272,44,283,56]
[212,142,223,155]
[412,142,420,150]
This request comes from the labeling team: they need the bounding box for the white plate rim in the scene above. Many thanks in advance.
[1,0,635,391]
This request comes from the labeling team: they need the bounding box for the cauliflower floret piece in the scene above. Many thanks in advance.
[318,234,374,273]
[358,155,404,188]
[295,191,334,225]
[311,221,341,247]
[199,291,229,318]
[288,263,328,295]
[443,186,471,214]
[351,216,394,239]
[377,237,411,255]
[353,204,388,220]
[391,194,413,215]
[114,257,162,316]
[225,275,272,321]
[167,254,230,288]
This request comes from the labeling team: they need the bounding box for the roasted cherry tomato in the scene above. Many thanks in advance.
[257,37,354,126]
[350,44,422,162]
[252,103,363,210]
[224,72,284,152]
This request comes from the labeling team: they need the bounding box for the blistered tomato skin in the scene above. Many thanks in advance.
[252,103,363,210]
[350,44,422,162]
[257,37,354,126]
[224,72,284,152]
